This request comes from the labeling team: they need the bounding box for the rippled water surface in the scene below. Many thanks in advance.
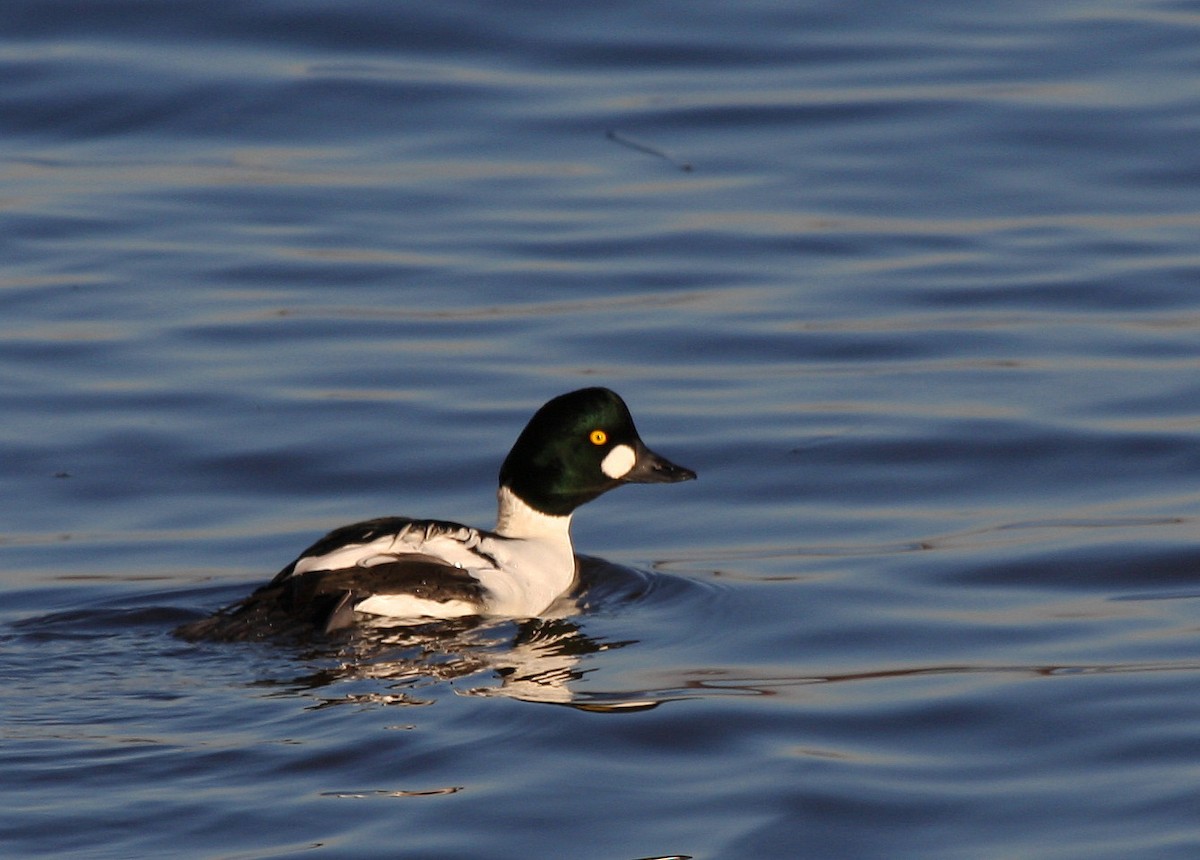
[4,1,1200,858]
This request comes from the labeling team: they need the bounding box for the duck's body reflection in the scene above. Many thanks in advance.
[194,557,668,712]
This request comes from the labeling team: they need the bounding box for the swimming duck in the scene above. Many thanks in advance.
[178,387,695,639]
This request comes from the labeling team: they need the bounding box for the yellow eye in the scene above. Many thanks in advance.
[589,429,607,446]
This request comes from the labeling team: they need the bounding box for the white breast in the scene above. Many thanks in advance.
[481,486,578,616]
[469,534,576,616]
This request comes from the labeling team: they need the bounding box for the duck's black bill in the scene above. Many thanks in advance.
[623,444,697,484]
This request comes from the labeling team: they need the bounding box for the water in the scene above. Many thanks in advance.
[4,1,1200,857]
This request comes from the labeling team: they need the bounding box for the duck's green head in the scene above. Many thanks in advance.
[499,387,696,517]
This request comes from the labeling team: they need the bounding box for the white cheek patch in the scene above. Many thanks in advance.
[601,444,636,479]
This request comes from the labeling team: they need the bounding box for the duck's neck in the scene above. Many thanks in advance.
[495,485,573,544]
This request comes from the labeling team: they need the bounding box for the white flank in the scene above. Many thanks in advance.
[355,594,478,620]
[288,488,581,622]
[289,535,405,576]
[600,444,636,479]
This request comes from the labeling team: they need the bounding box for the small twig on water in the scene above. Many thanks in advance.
[605,129,693,172]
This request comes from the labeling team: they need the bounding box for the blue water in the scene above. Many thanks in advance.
[4,1,1200,857]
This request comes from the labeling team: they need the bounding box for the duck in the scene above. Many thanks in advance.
[177,387,695,640]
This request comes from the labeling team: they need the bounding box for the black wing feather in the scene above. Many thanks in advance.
[176,521,490,641]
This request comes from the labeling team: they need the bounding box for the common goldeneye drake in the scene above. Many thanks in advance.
[177,387,694,639]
